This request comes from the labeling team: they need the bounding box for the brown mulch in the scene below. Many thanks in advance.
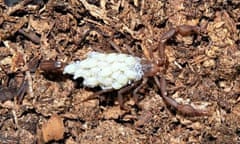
[0,0,240,143]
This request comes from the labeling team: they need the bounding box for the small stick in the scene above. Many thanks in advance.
[12,109,19,130]
[18,29,40,44]
[7,0,33,15]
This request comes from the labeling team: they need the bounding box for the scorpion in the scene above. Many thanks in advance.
[40,25,209,116]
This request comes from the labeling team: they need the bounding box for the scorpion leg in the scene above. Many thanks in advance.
[117,83,137,110]
[160,28,177,42]
[154,76,209,116]
[109,40,122,53]
[133,78,148,106]
[176,25,201,36]
[160,25,201,42]
[82,89,113,102]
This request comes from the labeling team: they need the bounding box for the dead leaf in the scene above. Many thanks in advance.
[41,114,64,143]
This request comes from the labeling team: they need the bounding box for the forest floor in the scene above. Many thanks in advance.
[0,0,240,143]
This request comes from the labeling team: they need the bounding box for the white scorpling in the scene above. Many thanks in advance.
[63,51,144,90]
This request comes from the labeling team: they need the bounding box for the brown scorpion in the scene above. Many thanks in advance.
[40,25,209,116]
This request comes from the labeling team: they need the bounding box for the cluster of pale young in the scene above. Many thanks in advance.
[63,52,144,90]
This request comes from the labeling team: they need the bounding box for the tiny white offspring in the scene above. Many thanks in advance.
[63,51,144,90]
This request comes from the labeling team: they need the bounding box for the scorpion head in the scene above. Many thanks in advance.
[141,59,165,77]
[141,42,168,77]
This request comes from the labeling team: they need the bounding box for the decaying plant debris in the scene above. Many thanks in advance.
[0,0,240,143]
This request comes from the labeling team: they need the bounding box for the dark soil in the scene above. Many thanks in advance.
[0,0,240,143]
